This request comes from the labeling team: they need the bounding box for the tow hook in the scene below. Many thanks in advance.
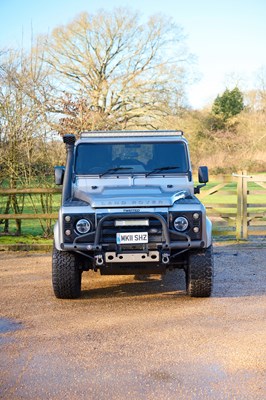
[162,253,170,265]
[95,254,104,266]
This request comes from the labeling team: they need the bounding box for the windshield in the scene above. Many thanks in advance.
[74,141,189,175]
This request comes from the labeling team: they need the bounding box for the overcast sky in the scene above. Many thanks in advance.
[1,0,266,108]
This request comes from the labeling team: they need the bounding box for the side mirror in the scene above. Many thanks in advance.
[54,166,65,185]
[194,166,209,194]
[198,166,209,183]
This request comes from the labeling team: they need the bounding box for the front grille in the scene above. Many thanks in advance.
[98,215,166,244]
[62,211,201,245]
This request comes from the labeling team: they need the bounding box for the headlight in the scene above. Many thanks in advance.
[76,219,91,234]
[174,216,189,232]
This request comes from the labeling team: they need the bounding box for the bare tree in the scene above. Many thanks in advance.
[255,66,266,112]
[42,8,192,132]
[0,49,60,235]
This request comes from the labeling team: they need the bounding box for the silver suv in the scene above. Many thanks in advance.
[53,131,213,298]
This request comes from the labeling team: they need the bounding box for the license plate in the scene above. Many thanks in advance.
[116,232,148,244]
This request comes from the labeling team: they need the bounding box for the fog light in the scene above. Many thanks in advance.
[65,229,71,236]
[174,216,189,232]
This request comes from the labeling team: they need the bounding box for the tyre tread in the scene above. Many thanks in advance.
[186,245,213,297]
[52,245,81,299]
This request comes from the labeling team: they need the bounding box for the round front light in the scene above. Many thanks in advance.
[76,219,91,234]
[174,216,189,232]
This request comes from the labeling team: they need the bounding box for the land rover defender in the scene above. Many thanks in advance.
[52,130,213,298]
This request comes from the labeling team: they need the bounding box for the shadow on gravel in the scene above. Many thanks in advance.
[81,269,187,299]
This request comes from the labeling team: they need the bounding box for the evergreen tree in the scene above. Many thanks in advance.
[212,87,244,121]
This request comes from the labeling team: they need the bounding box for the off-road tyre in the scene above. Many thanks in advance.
[52,244,82,299]
[186,245,213,297]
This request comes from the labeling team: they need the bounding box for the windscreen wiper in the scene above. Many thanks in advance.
[145,166,180,177]
[99,167,133,177]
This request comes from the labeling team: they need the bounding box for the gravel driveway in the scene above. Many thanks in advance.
[0,243,265,400]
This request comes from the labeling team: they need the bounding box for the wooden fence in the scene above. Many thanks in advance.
[198,171,266,239]
[0,172,265,240]
[0,188,61,220]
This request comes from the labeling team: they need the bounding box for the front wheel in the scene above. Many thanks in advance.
[52,244,82,299]
[186,245,214,297]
